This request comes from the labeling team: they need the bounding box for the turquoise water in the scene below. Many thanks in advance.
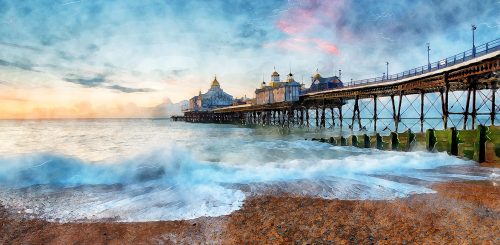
[0,119,497,222]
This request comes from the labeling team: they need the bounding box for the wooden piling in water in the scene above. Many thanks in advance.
[350,135,358,147]
[448,127,458,156]
[485,126,499,163]
[390,132,399,150]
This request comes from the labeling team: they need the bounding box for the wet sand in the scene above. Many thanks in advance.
[1,181,499,244]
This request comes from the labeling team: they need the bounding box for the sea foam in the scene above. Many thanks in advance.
[0,140,496,222]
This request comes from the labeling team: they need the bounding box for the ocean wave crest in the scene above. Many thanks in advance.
[0,142,494,222]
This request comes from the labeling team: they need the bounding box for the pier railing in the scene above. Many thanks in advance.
[335,38,500,89]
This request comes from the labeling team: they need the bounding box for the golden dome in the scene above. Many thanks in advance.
[271,71,279,77]
[286,73,294,82]
[211,75,220,87]
[313,68,321,79]
[260,81,266,89]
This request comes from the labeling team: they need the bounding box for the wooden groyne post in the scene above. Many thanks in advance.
[312,125,499,164]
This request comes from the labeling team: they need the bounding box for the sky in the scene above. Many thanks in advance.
[0,0,499,118]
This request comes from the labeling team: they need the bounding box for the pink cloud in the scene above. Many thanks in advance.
[276,20,299,35]
[270,0,345,56]
[276,0,347,36]
[265,37,340,56]
[312,38,340,55]
[276,8,321,34]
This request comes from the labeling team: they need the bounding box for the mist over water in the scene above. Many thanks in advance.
[0,119,497,222]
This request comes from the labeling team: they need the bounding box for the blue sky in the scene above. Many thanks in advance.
[0,0,498,118]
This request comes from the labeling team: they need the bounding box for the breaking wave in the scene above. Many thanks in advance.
[0,140,496,222]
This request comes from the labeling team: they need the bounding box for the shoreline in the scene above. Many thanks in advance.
[1,180,499,244]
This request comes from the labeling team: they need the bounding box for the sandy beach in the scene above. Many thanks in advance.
[1,180,498,244]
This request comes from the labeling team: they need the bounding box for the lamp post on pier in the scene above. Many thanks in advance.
[427,42,431,71]
[472,24,477,57]
[385,61,389,80]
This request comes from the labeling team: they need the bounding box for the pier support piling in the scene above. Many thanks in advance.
[471,83,477,129]
[464,78,472,130]
[492,81,497,126]
[396,92,403,132]
[373,95,378,132]
[420,91,425,132]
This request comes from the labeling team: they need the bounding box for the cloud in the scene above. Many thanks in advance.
[63,74,155,93]
[0,41,41,51]
[170,69,188,77]
[0,80,17,89]
[275,0,499,50]
[312,39,340,55]
[271,0,344,59]
[269,0,499,81]
[152,98,188,118]
[0,59,38,72]
[106,85,154,93]
[63,74,106,87]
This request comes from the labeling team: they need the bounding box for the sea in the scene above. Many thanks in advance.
[0,119,497,222]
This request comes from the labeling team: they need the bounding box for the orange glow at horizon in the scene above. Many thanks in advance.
[0,86,169,119]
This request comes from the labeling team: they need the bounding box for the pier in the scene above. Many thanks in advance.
[179,39,499,131]
[176,38,500,163]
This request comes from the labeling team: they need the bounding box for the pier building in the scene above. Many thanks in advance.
[188,76,234,111]
[304,70,344,93]
[255,70,301,105]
